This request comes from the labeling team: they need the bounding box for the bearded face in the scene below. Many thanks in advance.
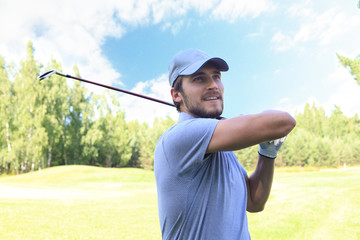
[173,63,224,119]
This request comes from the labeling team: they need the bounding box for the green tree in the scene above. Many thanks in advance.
[313,137,334,167]
[138,122,155,170]
[327,105,348,138]
[81,92,133,168]
[138,116,176,170]
[0,55,14,174]
[284,128,312,167]
[234,145,258,169]
[295,102,327,137]
[96,93,131,167]
[12,41,47,173]
[337,54,360,85]
[81,118,103,166]
[126,120,142,168]
[336,2,360,85]
[66,65,91,165]
[110,109,132,167]
[40,59,71,167]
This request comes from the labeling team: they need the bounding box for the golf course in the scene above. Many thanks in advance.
[0,166,359,240]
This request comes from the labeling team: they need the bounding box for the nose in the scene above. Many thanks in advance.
[207,78,219,90]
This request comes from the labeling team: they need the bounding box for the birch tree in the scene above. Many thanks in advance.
[66,65,90,165]
[12,41,47,173]
[0,55,14,173]
[40,59,71,167]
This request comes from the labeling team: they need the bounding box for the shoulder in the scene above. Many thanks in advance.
[167,117,219,139]
[156,117,219,154]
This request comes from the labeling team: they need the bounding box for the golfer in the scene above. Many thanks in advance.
[154,49,296,240]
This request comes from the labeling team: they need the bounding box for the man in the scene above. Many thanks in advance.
[154,49,296,240]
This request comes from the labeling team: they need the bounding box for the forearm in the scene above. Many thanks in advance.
[207,110,296,153]
[246,154,275,212]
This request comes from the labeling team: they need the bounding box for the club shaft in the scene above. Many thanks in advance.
[65,74,175,107]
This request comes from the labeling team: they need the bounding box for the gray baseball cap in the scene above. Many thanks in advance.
[168,49,229,87]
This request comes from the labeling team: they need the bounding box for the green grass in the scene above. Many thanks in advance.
[0,166,160,240]
[0,166,359,240]
[249,168,360,240]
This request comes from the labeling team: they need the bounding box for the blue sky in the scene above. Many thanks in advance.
[1,0,359,123]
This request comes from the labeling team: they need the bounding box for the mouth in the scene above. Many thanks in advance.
[204,96,219,100]
[203,95,222,102]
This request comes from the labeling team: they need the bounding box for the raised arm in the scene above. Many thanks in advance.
[207,110,296,153]
[207,110,296,212]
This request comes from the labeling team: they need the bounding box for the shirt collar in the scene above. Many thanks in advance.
[179,112,196,122]
[179,112,224,122]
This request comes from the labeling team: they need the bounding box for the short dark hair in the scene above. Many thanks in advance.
[172,76,183,112]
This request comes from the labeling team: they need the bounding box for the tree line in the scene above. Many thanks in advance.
[0,42,176,174]
[1,42,359,174]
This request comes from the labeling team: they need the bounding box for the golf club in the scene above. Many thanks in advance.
[38,70,175,107]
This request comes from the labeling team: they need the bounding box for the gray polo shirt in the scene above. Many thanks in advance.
[154,112,250,240]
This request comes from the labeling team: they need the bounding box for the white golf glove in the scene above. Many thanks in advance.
[258,136,287,159]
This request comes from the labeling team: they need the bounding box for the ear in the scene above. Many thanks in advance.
[171,88,182,104]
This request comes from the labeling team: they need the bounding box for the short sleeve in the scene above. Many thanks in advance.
[159,118,219,177]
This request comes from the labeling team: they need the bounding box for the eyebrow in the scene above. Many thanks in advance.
[192,70,221,77]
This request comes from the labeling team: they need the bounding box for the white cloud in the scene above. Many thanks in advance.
[113,0,151,24]
[271,4,360,52]
[118,74,178,124]
[162,20,185,35]
[246,26,265,39]
[0,0,124,90]
[285,0,314,18]
[212,0,275,22]
[269,2,360,119]
[322,66,360,117]
[271,32,295,52]
[184,0,216,14]
[277,65,360,118]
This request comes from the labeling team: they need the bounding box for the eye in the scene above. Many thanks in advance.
[213,74,221,81]
[193,76,203,82]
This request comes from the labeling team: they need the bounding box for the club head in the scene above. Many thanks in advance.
[38,70,67,81]
[38,70,57,81]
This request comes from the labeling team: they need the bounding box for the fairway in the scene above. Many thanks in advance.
[0,166,359,240]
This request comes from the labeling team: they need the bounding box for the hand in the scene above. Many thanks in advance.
[258,136,287,159]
